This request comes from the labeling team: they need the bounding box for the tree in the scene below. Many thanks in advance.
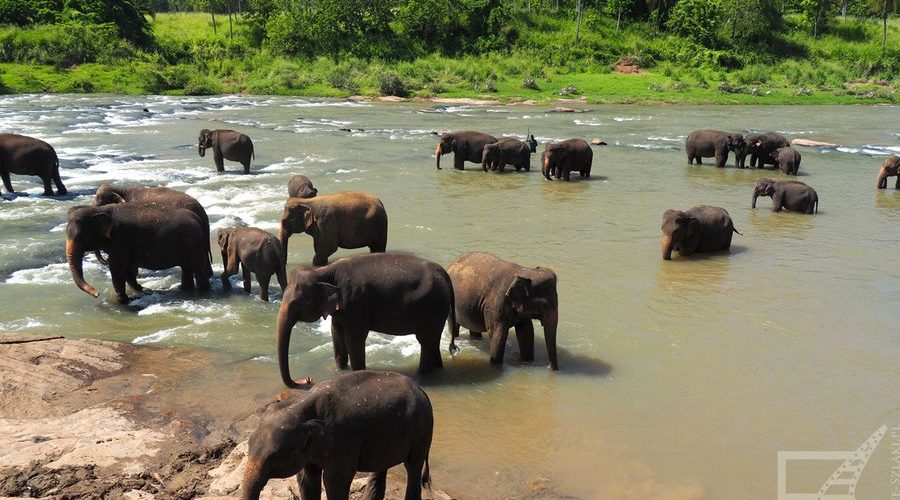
[666,0,720,46]
[721,0,782,41]
[800,0,835,38]
[869,0,895,49]
[606,0,636,31]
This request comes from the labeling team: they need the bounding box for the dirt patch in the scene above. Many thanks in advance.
[614,57,641,74]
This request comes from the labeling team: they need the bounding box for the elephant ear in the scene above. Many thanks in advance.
[92,212,116,242]
[217,229,229,249]
[681,217,702,254]
[299,419,332,462]
[505,275,532,314]
[317,282,342,319]
[298,205,316,232]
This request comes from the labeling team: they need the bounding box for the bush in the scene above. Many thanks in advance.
[183,72,223,95]
[377,71,408,97]
[0,0,60,26]
[522,77,539,90]
[666,0,722,47]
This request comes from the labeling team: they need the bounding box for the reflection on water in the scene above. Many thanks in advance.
[0,97,898,499]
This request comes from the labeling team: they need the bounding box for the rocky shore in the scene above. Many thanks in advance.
[0,333,455,499]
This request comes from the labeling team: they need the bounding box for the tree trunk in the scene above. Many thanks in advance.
[616,5,622,31]
[227,1,233,40]
[813,0,821,38]
[211,10,217,35]
[884,2,889,50]
[575,0,584,42]
[841,0,847,19]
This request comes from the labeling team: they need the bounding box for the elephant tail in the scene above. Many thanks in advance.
[447,278,459,356]
[422,455,432,490]
[732,226,743,235]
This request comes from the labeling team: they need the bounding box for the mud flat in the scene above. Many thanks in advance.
[0,333,456,499]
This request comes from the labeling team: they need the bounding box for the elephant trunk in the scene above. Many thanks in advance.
[67,239,99,298]
[278,228,290,265]
[662,233,675,261]
[434,144,443,170]
[543,308,559,370]
[751,190,759,209]
[240,458,266,500]
[198,143,206,157]
[276,297,300,388]
[877,167,887,189]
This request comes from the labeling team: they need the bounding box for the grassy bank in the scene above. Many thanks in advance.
[0,12,897,104]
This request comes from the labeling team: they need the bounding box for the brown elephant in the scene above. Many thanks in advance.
[434,131,497,170]
[541,139,592,181]
[279,191,388,266]
[448,252,558,370]
[198,129,255,174]
[66,203,211,304]
[481,136,536,172]
[661,206,740,260]
[772,147,802,175]
[240,371,433,500]
[752,178,818,214]
[745,132,789,168]
[288,174,318,198]
[877,155,900,189]
[685,130,746,169]
[217,227,287,302]
[0,133,66,196]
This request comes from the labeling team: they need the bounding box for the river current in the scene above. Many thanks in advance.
[1,95,898,499]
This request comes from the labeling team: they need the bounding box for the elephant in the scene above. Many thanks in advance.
[684,130,746,169]
[746,132,789,168]
[447,252,558,370]
[481,136,537,172]
[877,154,900,189]
[198,129,255,174]
[541,139,593,181]
[752,178,818,214]
[276,253,454,388]
[661,206,741,260]
[241,371,433,500]
[279,191,387,266]
[93,184,212,273]
[772,147,802,175]
[0,133,66,196]
[288,175,318,198]
[434,131,497,170]
[217,227,287,302]
[66,203,212,304]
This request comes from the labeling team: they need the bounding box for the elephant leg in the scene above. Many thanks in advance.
[895,175,899,189]
[110,263,129,304]
[126,268,143,293]
[403,457,425,500]
[195,268,210,291]
[41,176,54,196]
[312,238,338,266]
[715,152,726,168]
[347,330,368,371]
[360,471,387,500]
[242,267,252,294]
[257,273,271,302]
[515,321,535,362]
[695,156,702,165]
[322,468,355,500]
[488,325,510,366]
[0,169,13,193]
[276,264,287,292]
[52,169,66,195]
[331,322,349,369]
[453,155,464,171]
[181,266,196,290]
[416,326,443,373]
[562,166,571,182]
[213,150,225,172]
[298,463,323,500]
[241,158,251,174]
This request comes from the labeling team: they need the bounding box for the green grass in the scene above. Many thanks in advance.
[0,12,897,103]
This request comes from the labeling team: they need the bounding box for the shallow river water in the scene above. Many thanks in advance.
[1,95,899,499]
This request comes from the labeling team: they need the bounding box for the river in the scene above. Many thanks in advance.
[1,95,898,499]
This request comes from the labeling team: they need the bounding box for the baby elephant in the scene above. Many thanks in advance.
[772,147,801,175]
[752,178,818,214]
[877,154,900,189]
[241,371,434,500]
[288,175,318,198]
[661,206,741,260]
[218,227,287,301]
[481,136,535,172]
[198,129,255,174]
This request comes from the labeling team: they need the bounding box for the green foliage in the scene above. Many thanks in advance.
[376,70,408,97]
[63,0,153,48]
[720,0,783,42]
[0,0,61,26]
[666,0,722,47]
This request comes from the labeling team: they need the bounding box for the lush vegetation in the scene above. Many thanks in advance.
[0,0,897,103]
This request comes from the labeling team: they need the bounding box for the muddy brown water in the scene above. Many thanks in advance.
[1,96,898,499]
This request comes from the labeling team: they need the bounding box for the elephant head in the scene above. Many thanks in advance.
[752,178,777,208]
[542,144,567,179]
[93,184,128,206]
[482,143,499,171]
[505,270,559,370]
[728,133,746,159]
[276,273,341,387]
[434,133,457,170]
[198,129,213,157]
[278,200,316,265]
[877,154,900,188]
[241,406,331,500]
[526,134,538,154]
[661,209,702,260]
[66,206,116,298]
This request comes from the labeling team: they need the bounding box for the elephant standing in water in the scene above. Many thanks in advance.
[288,174,318,198]
[448,252,559,370]
[771,147,802,175]
[66,203,211,304]
[481,135,537,172]
[745,132,790,168]
[94,184,212,273]
[685,130,746,168]
[752,178,818,214]
[279,191,387,266]
[877,155,900,189]
[434,131,497,170]
[198,129,255,174]
[0,133,66,196]
[275,253,454,388]
[241,371,433,500]
[217,227,287,302]
[661,206,741,260]
[541,138,593,181]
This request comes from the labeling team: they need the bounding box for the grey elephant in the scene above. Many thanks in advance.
[288,175,318,198]
[217,227,287,302]
[661,206,741,260]
[279,191,388,266]
[481,135,537,172]
[877,155,900,189]
[746,132,789,168]
[0,133,66,196]
[198,129,255,174]
[752,178,818,214]
[434,131,498,170]
[772,147,801,175]
[240,371,433,500]
[448,252,558,370]
[541,139,593,181]
[685,130,746,168]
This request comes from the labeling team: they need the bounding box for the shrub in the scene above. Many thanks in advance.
[522,77,539,90]
[558,84,578,96]
[183,72,224,95]
[377,71,408,97]
[666,0,722,47]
